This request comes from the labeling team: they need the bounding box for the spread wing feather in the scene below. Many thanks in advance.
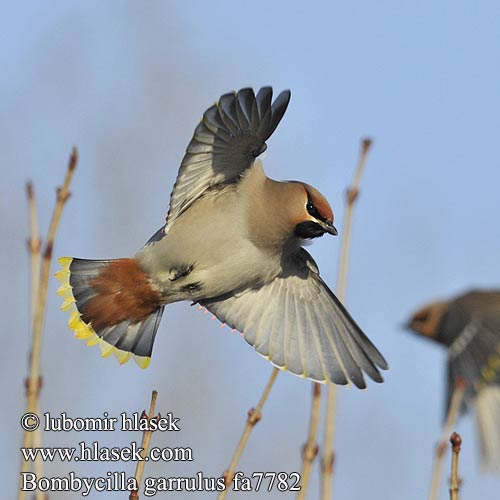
[165,87,291,228]
[443,291,500,470]
[443,291,500,417]
[201,250,387,388]
[476,386,500,472]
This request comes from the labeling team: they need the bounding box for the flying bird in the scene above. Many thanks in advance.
[57,87,387,388]
[407,289,500,472]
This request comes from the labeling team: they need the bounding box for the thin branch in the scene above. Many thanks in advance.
[26,182,41,322]
[428,380,466,500]
[449,432,462,500]
[27,147,77,410]
[218,367,279,500]
[32,419,44,500]
[21,182,44,500]
[296,383,322,500]
[336,138,372,301]
[19,149,78,500]
[321,138,373,500]
[321,380,337,490]
[129,391,159,500]
[27,147,77,407]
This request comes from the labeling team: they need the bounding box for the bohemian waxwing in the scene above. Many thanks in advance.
[407,290,500,472]
[57,87,388,388]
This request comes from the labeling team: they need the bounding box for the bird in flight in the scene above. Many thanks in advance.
[407,289,500,471]
[57,87,387,388]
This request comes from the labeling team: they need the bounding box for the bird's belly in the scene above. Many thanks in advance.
[155,241,279,303]
[189,247,278,299]
[137,204,281,303]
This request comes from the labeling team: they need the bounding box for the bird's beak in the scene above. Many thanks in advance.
[320,220,338,236]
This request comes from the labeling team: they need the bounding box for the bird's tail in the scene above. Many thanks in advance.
[476,385,500,473]
[56,257,164,368]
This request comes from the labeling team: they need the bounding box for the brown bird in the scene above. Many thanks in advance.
[56,87,387,388]
[407,290,500,472]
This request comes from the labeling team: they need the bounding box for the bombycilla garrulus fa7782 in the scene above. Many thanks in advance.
[57,87,388,388]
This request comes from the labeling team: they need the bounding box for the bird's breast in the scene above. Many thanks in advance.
[136,189,282,303]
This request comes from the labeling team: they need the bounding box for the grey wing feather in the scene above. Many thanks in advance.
[446,318,500,410]
[476,386,500,472]
[165,87,291,228]
[443,292,500,417]
[144,226,166,247]
[201,250,387,388]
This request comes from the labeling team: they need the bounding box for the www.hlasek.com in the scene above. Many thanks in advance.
[20,411,301,496]
[21,440,191,463]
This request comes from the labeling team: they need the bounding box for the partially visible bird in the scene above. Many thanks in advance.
[56,86,388,388]
[407,290,500,472]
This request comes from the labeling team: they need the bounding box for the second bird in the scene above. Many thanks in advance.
[57,87,387,388]
[407,289,500,471]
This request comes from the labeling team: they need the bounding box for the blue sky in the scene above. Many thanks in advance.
[3,2,500,499]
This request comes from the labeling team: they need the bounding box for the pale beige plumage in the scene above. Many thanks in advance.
[57,87,387,388]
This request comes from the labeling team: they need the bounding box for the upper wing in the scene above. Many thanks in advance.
[443,291,500,415]
[201,250,388,388]
[165,87,291,229]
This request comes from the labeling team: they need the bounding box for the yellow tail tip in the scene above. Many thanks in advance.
[56,257,150,370]
[58,256,73,268]
[100,340,115,358]
[67,313,145,369]
[54,269,68,281]
[61,296,76,311]
[57,284,73,298]
[114,350,132,365]
[75,326,94,340]
[68,310,82,330]
[133,355,151,369]
[55,257,73,290]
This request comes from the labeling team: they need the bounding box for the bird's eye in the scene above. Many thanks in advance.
[306,201,317,216]
[414,313,429,323]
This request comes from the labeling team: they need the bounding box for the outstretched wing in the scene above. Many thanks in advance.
[165,87,291,228]
[201,250,388,388]
[442,291,500,415]
[443,292,500,471]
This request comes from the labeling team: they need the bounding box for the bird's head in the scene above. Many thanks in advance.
[246,168,338,248]
[291,183,337,240]
[405,301,448,340]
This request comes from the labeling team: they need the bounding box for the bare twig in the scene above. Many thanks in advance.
[428,380,466,500]
[27,147,77,411]
[129,390,159,500]
[32,420,44,500]
[23,182,44,500]
[336,138,372,301]
[297,383,321,500]
[218,367,279,500]
[19,149,78,500]
[27,147,77,414]
[321,380,337,484]
[449,432,462,500]
[450,432,462,500]
[26,182,41,322]
[321,138,373,500]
